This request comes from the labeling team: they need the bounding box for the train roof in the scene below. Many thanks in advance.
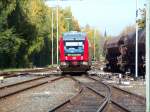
[125,29,145,45]
[139,29,145,43]
[105,36,124,48]
[62,31,86,41]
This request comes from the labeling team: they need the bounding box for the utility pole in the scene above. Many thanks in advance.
[104,28,107,37]
[51,9,54,65]
[135,0,138,79]
[68,22,69,31]
[56,0,59,65]
[65,17,71,31]
[94,29,96,61]
[146,0,150,111]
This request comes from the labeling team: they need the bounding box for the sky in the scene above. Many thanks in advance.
[45,0,146,36]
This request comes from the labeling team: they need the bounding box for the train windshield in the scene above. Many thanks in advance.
[64,41,84,54]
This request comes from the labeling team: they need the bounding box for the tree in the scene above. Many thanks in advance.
[82,25,104,61]
[0,0,25,68]
[137,8,146,29]
[0,0,82,68]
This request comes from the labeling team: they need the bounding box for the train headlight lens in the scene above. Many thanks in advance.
[83,61,88,65]
[72,57,76,60]
[81,56,83,60]
[65,56,68,60]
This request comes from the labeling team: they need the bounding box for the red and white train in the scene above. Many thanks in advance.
[59,31,91,73]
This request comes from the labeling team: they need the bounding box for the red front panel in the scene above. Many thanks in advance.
[59,37,65,61]
[83,37,89,61]
[59,36,89,62]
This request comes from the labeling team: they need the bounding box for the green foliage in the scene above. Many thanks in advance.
[0,28,25,68]
[0,0,81,68]
[137,8,146,29]
[82,25,104,61]
[0,29,24,53]
[0,0,16,29]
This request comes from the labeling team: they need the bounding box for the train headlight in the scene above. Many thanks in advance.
[83,61,88,65]
[72,57,76,60]
[65,56,68,60]
[81,56,83,60]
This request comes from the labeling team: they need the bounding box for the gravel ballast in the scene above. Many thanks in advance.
[95,71,146,97]
[0,76,40,88]
[0,77,79,112]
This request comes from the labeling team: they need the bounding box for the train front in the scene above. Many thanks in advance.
[59,31,91,73]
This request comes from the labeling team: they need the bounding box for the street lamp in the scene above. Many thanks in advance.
[65,17,71,31]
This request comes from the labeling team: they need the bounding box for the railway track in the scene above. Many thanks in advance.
[0,72,30,79]
[86,76,132,112]
[0,71,146,111]
[89,75,146,112]
[0,67,57,78]
[0,76,64,99]
[50,76,107,112]
[111,85,146,112]
[50,75,130,112]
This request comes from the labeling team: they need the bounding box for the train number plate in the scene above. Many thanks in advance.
[72,61,77,65]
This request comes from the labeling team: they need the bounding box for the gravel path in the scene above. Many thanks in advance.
[0,77,79,112]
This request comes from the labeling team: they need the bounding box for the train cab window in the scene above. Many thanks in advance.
[64,41,84,54]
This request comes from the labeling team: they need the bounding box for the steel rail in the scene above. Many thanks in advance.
[112,85,146,100]
[0,67,57,78]
[0,76,64,99]
[70,76,111,112]
[0,67,55,75]
[95,75,146,100]
[49,74,131,112]
[90,77,144,112]
[0,76,47,90]
[49,88,83,112]
[49,76,106,112]
[85,76,112,112]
